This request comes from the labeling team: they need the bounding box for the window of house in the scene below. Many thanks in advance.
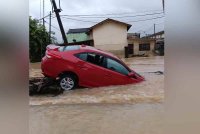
[105,58,130,75]
[139,43,150,51]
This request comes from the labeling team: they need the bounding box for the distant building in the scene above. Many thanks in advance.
[66,19,164,57]
[66,28,93,46]
[144,31,164,56]
[127,33,141,39]
[127,31,165,56]
[145,30,164,39]
[127,33,155,56]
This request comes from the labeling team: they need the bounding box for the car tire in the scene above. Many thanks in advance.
[59,74,77,91]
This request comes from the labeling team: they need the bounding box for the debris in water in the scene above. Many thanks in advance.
[148,71,164,75]
[29,77,64,96]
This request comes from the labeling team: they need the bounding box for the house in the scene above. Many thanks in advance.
[89,18,132,55]
[66,18,132,56]
[145,31,164,56]
[127,31,165,56]
[145,30,164,39]
[66,28,93,46]
[66,18,164,57]
[127,33,155,56]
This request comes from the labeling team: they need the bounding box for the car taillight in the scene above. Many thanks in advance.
[46,51,62,59]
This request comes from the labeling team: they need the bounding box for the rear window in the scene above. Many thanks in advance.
[59,45,80,52]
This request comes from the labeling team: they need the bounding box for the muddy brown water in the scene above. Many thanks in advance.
[29,56,164,134]
[30,103,164,134]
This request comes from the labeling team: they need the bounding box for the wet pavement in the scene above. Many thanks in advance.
[29,56,164,134]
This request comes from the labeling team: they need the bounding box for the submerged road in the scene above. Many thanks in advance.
[29,56,164,134]
[30,103,164,134]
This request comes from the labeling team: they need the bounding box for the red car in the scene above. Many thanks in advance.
[41,44,144,91]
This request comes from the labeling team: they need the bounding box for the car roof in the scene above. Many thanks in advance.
[78,45,119,59]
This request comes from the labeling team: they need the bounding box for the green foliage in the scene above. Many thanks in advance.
[29,17,56,62]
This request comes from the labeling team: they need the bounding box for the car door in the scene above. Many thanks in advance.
[102,57,133,86]
[75,52,109,87]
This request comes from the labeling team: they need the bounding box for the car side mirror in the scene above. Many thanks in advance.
[128,72,136,77]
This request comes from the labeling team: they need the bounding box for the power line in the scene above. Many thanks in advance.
[59,15,165,24]
[44,20,60,31]
[61,16,98,23]
[60,12,164,18]
[39,14,51,20]
[39,11,164,22]
[134,21,164,34]
[135,25,153,34]
[127,16,165,23]
[59,10,163,17]
[144,25,154,33]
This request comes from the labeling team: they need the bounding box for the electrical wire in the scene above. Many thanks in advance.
[134,21,164,34]
[59,15,165,24]
[60,12,164,18]
[127,16,165,23]
[61,16,98,23]
[44,20,60,31]
[59,10,163,17]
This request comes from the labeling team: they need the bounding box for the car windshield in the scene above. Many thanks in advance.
[106,58,130,75]
[59,46,80,52]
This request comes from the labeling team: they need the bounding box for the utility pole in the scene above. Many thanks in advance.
[154,24,156,39]
[153,23,156,51]
[162,0,165,12]
[49,11,52,44]
[40,0,42,24]
[41,0,45,59]
[51,0,68,44]
[43,0,45,27]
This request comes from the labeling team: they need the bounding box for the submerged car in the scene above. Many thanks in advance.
[41,44,144,91]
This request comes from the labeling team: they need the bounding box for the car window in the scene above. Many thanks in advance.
[76,53,87,61]
[59,46,80,52]
[106,58,130,75]
[75,53,106,67]
[87,53,106,67]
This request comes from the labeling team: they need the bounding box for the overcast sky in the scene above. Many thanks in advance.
[30,0,164,43]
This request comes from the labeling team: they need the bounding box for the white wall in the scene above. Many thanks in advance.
[128,39,155,56]
[92,21,128,52]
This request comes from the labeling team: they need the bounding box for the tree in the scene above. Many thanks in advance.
[29,17,56,62]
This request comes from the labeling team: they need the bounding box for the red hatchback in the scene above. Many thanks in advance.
[41,44,144,91]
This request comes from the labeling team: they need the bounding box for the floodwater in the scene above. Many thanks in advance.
[30,104,164,134]
[29,56,164,134]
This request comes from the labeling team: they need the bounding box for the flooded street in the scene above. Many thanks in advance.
[29,56,164,134]
[30,104,163,134]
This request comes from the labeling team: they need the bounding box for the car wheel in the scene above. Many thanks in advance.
[59,74,77,91]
